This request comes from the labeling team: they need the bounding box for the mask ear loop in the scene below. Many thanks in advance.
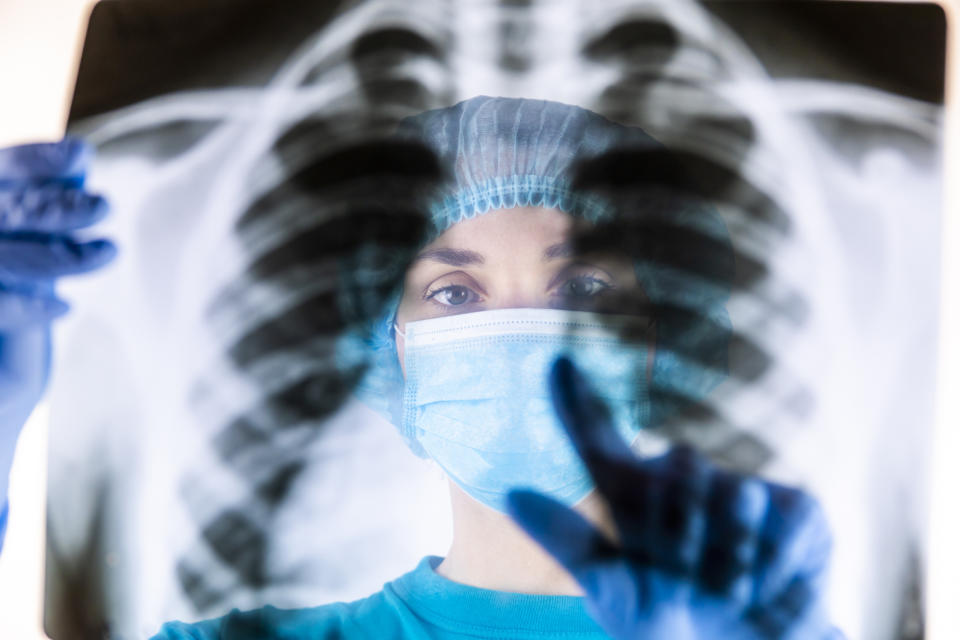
[392,315,407,362]
[392,317,408,380]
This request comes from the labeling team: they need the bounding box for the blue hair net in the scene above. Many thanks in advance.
[396,96,662,234]
[338,96,733,456]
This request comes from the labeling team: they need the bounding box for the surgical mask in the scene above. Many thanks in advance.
[399,307,654,513]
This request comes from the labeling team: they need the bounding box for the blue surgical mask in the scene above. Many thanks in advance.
[399,308,654,513]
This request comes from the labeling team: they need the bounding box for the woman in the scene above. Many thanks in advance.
[151,97,839,639]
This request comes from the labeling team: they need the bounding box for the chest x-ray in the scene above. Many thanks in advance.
[43,1,945,638]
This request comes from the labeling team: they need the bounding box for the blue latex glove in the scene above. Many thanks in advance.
[0,138,115,546]
[507,358,842,640]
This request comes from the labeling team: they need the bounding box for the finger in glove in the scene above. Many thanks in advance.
[0,186,108,232]
[0,138,90,186]
[0,234,116,280]
[0,288,69,329]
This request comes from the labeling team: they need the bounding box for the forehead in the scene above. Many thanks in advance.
[427,207,576,252]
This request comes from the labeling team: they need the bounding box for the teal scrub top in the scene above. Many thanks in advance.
[152,556,610,639]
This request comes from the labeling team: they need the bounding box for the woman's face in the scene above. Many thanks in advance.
[394,206,647,366]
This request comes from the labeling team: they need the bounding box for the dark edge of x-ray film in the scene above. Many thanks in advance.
[68,0,351,122]
[67,1,945,123]
[706,1,947,105]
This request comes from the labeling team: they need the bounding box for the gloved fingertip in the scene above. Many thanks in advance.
[0,294,70,327]
[550,355,575,392]
[44,296,71,319]
[78,238,118,269]
[84,193,111,222]
[553,354,574,374]
[56,191,110,230]
[87,237,117,253]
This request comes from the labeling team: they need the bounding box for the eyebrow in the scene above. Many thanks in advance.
[543,241,574,260]
[415,247,486,266]
[415,242,575,266]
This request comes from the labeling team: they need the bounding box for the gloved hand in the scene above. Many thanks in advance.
[507,357,843,640]
[0,138,115,504]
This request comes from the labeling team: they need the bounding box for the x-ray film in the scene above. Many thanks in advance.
[44,2,946,639]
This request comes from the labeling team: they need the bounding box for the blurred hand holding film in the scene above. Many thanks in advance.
[0,139,114,510]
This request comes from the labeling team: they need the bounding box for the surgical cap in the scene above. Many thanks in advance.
[396,95,662,234]
[338,96,733,456]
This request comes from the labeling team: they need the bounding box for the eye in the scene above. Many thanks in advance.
[548,266,618,312]
[426,284,481,307]
[556,275,612,299]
